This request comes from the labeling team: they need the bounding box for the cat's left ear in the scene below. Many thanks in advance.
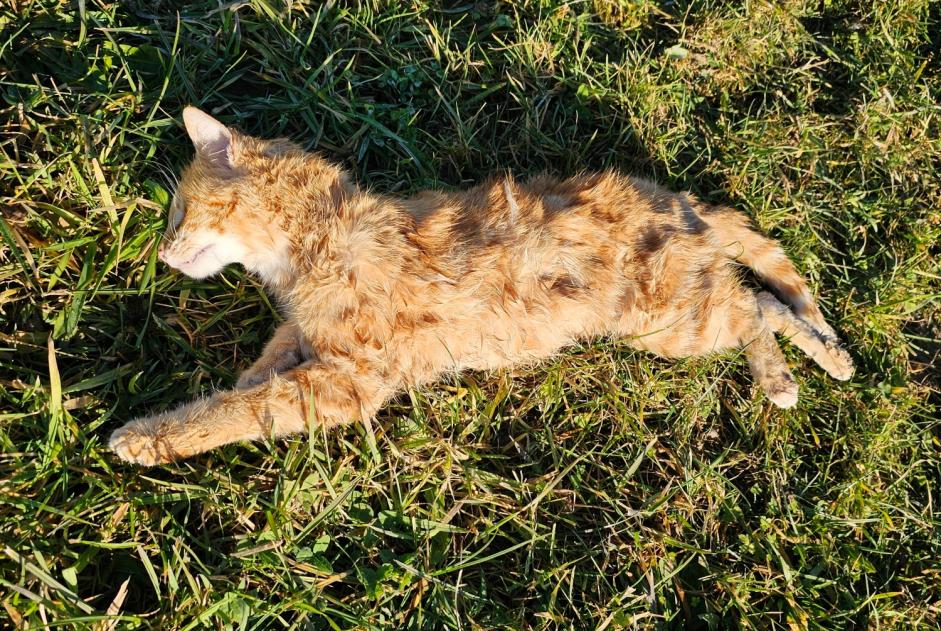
[183,106,234,170]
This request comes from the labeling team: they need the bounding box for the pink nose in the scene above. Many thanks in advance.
[157,243,167,263]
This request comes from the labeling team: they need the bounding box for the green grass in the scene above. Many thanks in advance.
[1,0,939,627]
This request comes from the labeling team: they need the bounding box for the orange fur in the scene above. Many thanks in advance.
[110,108,853,465]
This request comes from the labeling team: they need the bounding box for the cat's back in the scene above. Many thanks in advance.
[399,171,664,317]
[403,170,654,261]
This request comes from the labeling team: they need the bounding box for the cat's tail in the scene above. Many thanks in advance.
[702,207,840,340]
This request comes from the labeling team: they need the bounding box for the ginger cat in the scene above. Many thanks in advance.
[110,107,854,465]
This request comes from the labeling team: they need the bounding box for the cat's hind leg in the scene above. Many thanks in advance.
[712,288,799,408]
[756,291,854,381]
[741,322,800,409]
[700,206,842,341]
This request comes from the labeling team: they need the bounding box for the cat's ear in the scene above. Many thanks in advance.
[183,106,234,170]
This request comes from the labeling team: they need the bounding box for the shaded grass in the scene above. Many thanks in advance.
[1,0,939,628]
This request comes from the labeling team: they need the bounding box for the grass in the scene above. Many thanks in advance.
[1,0,940,627]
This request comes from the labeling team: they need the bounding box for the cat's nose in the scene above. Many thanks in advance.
[157,242,168,263]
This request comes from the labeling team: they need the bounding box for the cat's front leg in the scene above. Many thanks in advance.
[111,322,307,464]
[110,358,394,465]
[236,322,305,388]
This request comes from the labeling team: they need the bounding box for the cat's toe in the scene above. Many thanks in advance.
[765,373,799,408]
[110,423,161,466]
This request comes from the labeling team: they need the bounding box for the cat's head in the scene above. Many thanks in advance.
[157,107,294,282]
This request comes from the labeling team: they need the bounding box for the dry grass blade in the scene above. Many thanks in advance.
[94,578,130,631]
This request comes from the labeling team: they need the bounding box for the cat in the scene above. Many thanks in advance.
[109,106,854,465]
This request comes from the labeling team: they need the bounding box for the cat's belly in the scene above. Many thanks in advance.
[398,300,618,381]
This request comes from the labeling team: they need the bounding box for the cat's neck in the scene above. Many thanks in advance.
[252,248,295,291]
[252,165,407,298]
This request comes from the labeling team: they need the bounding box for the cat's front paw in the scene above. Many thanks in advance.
[236,369,268,389]
[237,350,301,389]
[109,421,164,466]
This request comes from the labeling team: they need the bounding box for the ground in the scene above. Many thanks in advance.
[1,0,939,628]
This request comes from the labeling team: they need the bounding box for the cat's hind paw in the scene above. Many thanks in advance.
[821,337,855,382]
[765,372,799,408]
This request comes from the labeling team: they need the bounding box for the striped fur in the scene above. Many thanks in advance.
[110,108,853,465]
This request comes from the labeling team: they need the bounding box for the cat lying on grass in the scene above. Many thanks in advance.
[110,107,853,465]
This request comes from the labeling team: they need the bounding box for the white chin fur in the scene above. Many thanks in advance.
[166,231,247,279]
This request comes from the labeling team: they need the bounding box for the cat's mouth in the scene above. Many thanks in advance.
[179,244,215,267]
